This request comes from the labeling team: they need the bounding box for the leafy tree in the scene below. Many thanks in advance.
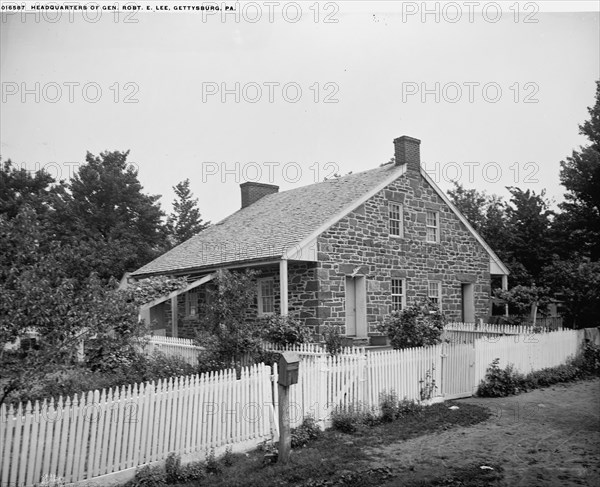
[380,298,445,349]
[62,150,167,279]
[0,208,188,405]
[542,258,600,328]
[553,81,600,260]
[196,269,261,368]
[166,179,209,246]
[504,187,554,285]
[493,284,551,326]
[447,183,489,233]
[0,158,65,219]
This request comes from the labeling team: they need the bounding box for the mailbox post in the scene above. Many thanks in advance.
[278,352,299,463]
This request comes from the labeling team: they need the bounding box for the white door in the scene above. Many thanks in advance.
[345,276,367,337]
[461,283,475,323]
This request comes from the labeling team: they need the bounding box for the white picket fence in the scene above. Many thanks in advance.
[442,321,563,344]
[0,365,275,487]
[0,329,585,487]
[145,335,203,365]
[274,329,584,428]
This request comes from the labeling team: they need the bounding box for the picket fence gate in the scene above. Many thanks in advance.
[0,329,584,487]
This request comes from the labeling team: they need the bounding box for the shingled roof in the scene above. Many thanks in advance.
[132,164,405,277]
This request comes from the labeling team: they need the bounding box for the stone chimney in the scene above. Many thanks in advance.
[240,182,279,209]
[394,135,421,173]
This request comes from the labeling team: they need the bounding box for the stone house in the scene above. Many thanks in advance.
[131,136,509,344]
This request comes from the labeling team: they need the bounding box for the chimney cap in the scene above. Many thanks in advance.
[240,181,280,190]
[393,135,421,145]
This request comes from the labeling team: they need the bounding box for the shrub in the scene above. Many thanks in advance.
[179,461,206,482]
[261,315,312,347]
[476,359,525,397]
[331,406,362,433]
[331,404,379,433]
[131,464,167,487]
[576,342,600,376]
[205,448,222,475]
[397,399,424,417]
[291,416,322,448]
[379,391,400,423]
[165,452,182,483]
[164,452,206,483]
[380,298,445,350]
[38,474,65,487]
[322,325,343,356]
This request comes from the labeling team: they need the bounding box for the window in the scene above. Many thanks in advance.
[186,291,199,318]
[391,278,406,311]
[428,281,442,307]
[258,278,275,315]
[426,211,439,243]
[389,202,403,237]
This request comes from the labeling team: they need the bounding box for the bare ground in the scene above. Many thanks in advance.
[365,379,600,486]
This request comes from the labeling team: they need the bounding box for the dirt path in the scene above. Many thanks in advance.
[365,379,600,486]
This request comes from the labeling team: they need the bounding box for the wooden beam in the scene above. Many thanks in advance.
[280,259,288,316]
[501,274,509,317]
[171,296,178,338]
[140,273,215,310]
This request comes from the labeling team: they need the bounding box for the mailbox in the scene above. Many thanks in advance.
[278,352,300,386]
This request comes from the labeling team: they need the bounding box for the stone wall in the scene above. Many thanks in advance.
[316,167,491,335]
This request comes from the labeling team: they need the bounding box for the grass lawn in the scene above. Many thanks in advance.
[171,402,493,487]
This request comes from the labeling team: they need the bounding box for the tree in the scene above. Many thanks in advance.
[504,187,554,285]
[0,158,67,220]
[553,81,600,260]
[166,179,209,246]
[493,284,551,326]
[447,183,489,233]
[61,150,168,279]
[542,258,600,328]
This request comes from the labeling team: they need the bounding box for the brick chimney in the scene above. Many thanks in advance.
[394,135,421,173]
[240,182,279,208]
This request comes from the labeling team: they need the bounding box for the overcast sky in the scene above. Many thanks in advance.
[1,1,599,223]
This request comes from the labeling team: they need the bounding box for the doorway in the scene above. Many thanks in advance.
[345,276,367,337]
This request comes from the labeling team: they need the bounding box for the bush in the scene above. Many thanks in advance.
[165,453,205,483]
[381,298,445,350]
[477,347,600,398]
[261,315,312,347]
[331,406,363,434]
[476,359,525,397]
[322,325,343,356]
[130,464,167,487]
[576,342,600,376]
[331,404,379,433]
[379,391,400,423]
[205,448,222,475]
[291,416,322,448]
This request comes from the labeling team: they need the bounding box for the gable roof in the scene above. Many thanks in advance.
[132,164,405,277]
[132,163,509,278]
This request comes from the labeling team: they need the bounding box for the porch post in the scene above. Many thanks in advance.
[280,259,288,316]
[171,296,178,337]
[501,274,509,317]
